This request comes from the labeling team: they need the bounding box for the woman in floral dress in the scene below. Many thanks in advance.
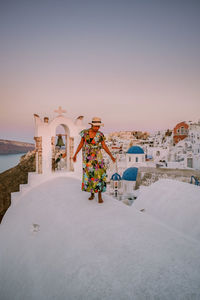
[73,117,116,203]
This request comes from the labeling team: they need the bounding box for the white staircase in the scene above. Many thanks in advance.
[11,171,81,205]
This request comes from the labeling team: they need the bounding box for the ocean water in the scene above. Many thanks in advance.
[0,153,26,173]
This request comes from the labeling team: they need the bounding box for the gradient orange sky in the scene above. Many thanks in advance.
[0,0,200,142]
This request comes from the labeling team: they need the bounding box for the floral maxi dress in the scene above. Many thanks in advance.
[79,129,107,193]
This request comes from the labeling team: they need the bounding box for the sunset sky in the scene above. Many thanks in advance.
[0,0,200,142]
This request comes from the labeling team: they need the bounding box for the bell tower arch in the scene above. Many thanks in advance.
[33,107,84,176]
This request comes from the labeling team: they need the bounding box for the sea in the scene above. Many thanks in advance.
[0,153,27,174]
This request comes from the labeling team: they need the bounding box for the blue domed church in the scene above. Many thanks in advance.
[122,167,138,194]
[109,168,139,200]
[110,172,122,198]
[108,146,144,200]
[126,146,146,167]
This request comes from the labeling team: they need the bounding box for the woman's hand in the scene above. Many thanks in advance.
[111,156,116,163]
[72,138,84,163]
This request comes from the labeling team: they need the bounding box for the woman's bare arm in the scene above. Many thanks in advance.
[101,140,116,162]
[73,137,84,162]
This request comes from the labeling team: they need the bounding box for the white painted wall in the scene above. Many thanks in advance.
[34,114,86,176]
[122,180,136,194]
[126,153,146,168]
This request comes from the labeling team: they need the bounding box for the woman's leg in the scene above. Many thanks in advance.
[98,191,104,203]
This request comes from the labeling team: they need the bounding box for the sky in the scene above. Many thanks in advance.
[0,0,200,143]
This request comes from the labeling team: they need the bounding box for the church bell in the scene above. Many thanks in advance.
[56,134,65,148]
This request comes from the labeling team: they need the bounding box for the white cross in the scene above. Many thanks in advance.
[54,106,67,116]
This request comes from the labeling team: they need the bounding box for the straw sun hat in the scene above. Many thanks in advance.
[88,117,104,127]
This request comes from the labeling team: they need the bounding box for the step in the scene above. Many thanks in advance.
[28,172,37,181]
[19,183,31,194]
[11,191,21,205]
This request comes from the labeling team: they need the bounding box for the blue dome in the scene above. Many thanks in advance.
[122,167,138,181]
[111,173,122,181]
[127,146,144,154]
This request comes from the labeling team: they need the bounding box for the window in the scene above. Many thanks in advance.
[187,158,193,168]
[180,126,185,134]
[156,151,160,156]
[129,157,131,162]
[136,157,138,162]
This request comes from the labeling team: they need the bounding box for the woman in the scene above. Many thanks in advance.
[73,117,116,203]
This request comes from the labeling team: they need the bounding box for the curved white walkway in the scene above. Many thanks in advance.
[1,177,200,300]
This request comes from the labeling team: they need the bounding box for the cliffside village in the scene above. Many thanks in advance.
[99,119,200,202]
[104,120,200,170]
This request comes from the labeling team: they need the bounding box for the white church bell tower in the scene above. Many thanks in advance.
[33,107,85,176]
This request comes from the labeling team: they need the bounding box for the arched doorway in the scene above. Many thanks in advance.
[52,123,74,172]
[53,125,67,171]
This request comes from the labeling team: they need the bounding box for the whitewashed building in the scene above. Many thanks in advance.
[122,167,138,195]
[108,167,139,202]
[126,146,146,167]
[167,139,200,170]
[188,122,200,153]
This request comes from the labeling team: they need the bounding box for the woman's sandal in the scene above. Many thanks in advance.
[88,193,95,200]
